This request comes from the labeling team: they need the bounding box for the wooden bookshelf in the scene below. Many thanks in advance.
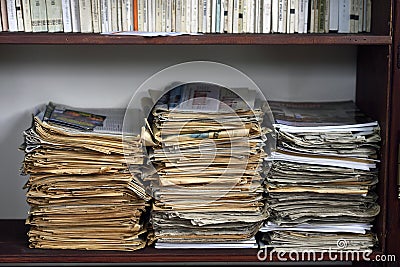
[0,33,392,45]
[0,0,398,265]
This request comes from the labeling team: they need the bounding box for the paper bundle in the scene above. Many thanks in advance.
[261,101,380,251]
[143,83,272,248]
[21,102,151,251]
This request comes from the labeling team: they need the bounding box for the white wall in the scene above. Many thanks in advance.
[0,44,357,218]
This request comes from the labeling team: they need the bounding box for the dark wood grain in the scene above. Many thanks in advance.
[0,33,392,45]
[386,0,400,264]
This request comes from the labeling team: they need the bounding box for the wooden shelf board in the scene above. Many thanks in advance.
[0,220,384,263]
[0,33,392,45]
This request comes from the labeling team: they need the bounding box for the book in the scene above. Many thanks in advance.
[324,0,329,32]
[211,0,216,32]
[303,0,308,32]
[171,0,176,31]
[226,0,233,33]
[70,0,80,32]
[30,0,48,32]
[0,5,2,30]
[248,0,255,33]
[79,0,92,32]
[15,0,24,31]
[318,0,325,33]
[61,0,72,32]
[329,0,339,31]
[21,0,33,32]
[338,0,350,33]
[0,0,8,31]
[263,0,272,33]
[271,0,278,32]
[133,0,137,30]
[6,0,18,31]
[289,0,296,33]
[46,0,63,32]
[255,0,261,33]
[117,0,122,31]
[298,0,305,33]
[175,0,182,31]
[110,0,117,30]
[190,0,197,32]
[237,0,243,33]
[294,0,299,32]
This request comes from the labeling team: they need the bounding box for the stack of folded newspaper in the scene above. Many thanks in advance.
[260,101,380,251]
[144,83,271,248]
[21,102,150,251]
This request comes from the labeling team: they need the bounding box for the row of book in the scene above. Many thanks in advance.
[0,0,372,34]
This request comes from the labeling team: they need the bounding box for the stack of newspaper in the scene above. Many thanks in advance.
[261,101,380,251]
[143,83,271,248]
[21,102,150,251]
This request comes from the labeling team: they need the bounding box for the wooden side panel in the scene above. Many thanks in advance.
[356,45,392,253]
[386,0,400,263]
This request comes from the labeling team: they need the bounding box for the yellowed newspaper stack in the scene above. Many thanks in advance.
[21,103,150,251]
[143,83,272,248]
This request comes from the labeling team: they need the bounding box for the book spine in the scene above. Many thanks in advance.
[210,0,215,32]
[171,0,176,31]
[226,0,232,33]
[15,0,24,31]
[278,0,285,33]
[365,0,370,32]
[328,0,338,31]
[357,0,362,32]
[61,0,72,32]
[313,0,318,33]
[362,0,366,31]
[180,0,185,31]
[79,0,92,32]
[1,0,8,31]
[289,0,295,33]
[166,0,172,32]
[249,0,254,33]
[237,0,243,33]
[219,0,224,32]
[7,0,18,31]
[185,0,190,32]
[271,0,278,32]
[93,0,101,32]
[222,0,227,32]
[255,0,261,33]
[137,0,142,30]
[338,0,350,33]
[199,0,206,32]
[133,0,137,30]
[318,0,325,33]
[232,0,238,33]
[121,0,127,30]
[175,0,181,31]
[31,0,48,31]
[298,0,304,33]
[127,0,133,30]
[309,0,314,32]
[190,0,197,32]
[0,7,2,30]
[294,0,299,32]
[22,0,33,31]
[116,0,122,31]
[263,0,272,33]
[110,0,117,30]
[70,0,80,31]
[161,0,166,31]
[215,0,221,32]
[100,0,108,32]
[324,0,329,33]
[46,0,63,32]
[349,0,355,33]
[155,0,160,31]
[303,0,308,32]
